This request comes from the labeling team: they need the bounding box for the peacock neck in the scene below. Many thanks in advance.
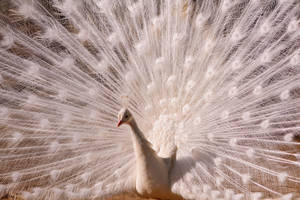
[128,118,153,155]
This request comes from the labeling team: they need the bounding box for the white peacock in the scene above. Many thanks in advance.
[0,0,300,200]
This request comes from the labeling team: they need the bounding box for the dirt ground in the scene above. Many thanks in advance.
[2,193,300,200]
[0,193,152,200]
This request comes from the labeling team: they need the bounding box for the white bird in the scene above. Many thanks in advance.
[117,108,181,199]
[0,0,300,200]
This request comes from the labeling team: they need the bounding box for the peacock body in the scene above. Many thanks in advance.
[0,0,300,199]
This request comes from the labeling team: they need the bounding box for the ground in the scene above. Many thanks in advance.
[0,193,153,200]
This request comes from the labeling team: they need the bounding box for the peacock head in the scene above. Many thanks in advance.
[117,108,132,127]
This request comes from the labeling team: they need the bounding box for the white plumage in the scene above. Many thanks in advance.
[0,0,300,199]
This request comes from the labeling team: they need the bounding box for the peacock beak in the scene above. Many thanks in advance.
[117,120,122,127]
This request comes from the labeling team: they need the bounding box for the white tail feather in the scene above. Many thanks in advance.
[0,0,300,199]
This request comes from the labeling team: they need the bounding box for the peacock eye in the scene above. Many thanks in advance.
[125,115,129,119]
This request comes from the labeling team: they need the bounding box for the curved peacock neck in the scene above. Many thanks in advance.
[128,118,154,156]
